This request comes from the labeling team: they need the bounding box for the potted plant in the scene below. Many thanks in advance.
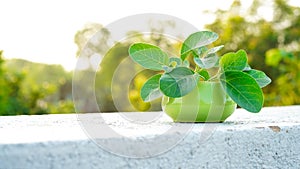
[128,31,271,122]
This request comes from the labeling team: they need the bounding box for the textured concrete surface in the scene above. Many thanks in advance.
[0,106,300,169]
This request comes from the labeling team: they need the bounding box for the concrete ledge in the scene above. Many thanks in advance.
[0,106,300,169]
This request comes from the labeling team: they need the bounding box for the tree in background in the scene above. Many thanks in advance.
[205,0,300,106]
[0,51,28,115]
[74,22,181,112]
[0,51,74,115]
[74,0,300,112]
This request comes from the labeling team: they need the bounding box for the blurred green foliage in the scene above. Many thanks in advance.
[74,0,299,112]
[0,52,74,115]
[205,0,300,106]
[0,51,28,115]
[1,0,299,115]
[74,22,180,112]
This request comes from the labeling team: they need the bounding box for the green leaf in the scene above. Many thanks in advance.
[169,57,182,67]
[180,31,218,60]
[194,53,219,69]
[197,69,210,80]
[128,43,169,70]
[141,74,163,102]
[206,45,224,55]
[162,66,173,73]
[220,50,248,71]
[182,60,190,67]
[243,63,251,71]
[159,67,199,98]
[245,69,272,88]
[220,70,263,113]
[192,45,223,65]
[197,46,208,57]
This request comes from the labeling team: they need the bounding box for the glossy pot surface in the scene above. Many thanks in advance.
[162,81,237,122]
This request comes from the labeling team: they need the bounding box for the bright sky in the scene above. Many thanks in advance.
[0,0,299,71]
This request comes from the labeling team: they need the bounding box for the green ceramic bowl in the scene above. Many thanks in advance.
[162,81,237,122]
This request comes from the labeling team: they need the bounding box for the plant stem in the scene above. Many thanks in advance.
[194,66,200,72]
[208,68,221,81]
